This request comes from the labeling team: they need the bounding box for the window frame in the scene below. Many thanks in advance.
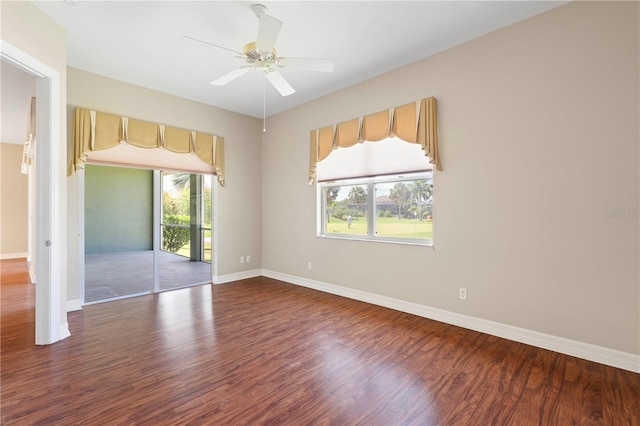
[317,171,433,246]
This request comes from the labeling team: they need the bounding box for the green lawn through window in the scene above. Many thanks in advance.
[326,217,433,239]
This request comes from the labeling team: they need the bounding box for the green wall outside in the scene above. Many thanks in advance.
[85,164,153,254]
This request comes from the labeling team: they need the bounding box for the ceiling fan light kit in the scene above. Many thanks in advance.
[188,3,335,97]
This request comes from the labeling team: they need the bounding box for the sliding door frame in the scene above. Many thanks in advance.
[80,167,214,304]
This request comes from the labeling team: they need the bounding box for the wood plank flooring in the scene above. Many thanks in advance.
[1,258,639,425]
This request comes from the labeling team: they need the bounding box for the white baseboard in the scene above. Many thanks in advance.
[262,269,640,374]
[0,252,28,260]
[67,299,83,312]
[213,269,262,285]
[59,322,71,341]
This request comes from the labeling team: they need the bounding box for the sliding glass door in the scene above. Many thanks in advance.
[84,165,154,303]
[159,172,212,290]
[84,166,213,304]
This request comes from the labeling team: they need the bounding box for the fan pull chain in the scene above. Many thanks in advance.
[263,78,267,132]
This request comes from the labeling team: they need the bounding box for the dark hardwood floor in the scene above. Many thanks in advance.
[1,258,639,425]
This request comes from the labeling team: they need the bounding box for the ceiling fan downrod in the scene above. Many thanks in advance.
[251,4,268,18]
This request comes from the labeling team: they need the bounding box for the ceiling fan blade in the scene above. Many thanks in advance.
[264,70,295,96]
[256,14,282,53]
[181,35,244,56]
[278,57,335,73]
[210,67,251,86]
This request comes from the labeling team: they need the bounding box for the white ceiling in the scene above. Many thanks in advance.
[33,1,566,119]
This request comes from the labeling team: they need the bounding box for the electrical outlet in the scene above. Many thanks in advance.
[246,255,251,263]
[240,256,245,264]
[307,262,312,271]
[459,288,467,300]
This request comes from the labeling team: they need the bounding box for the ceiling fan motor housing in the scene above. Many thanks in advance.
[243,42,277,68]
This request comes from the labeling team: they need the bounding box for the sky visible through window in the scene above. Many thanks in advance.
[162,172,212,199]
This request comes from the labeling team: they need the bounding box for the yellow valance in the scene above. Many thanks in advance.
[309,97,440,183]
[70,108,225,186]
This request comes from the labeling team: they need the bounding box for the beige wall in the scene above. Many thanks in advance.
[66,67,263,301]
[0,143,29,256]
[262,2,639,356]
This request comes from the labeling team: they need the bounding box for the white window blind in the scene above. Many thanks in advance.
[316,137,431,182]
[87,142,216,174]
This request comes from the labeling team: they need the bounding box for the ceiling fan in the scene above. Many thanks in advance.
[184,4,335,97]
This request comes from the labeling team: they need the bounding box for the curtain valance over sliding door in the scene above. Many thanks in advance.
[309,97,440,184]
[70,108,225,186]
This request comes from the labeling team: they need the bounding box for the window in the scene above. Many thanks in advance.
[319,172,433,245]
[310,97,440,246]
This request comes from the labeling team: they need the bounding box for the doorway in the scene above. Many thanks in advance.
[83,165,213,303]
[0,40,66,344]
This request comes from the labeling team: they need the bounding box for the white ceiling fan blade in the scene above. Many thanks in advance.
[278,57,335,73]
[264,70,295,96]
[181,35,244,56]
[210,67,251,86]
[256,14,282,53]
